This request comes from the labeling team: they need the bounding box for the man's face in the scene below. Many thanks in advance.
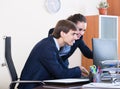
[61,30,78,46]
[76,21,87,39]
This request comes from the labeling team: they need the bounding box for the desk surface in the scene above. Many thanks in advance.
[34,83,118,89]
[34,86,117,89]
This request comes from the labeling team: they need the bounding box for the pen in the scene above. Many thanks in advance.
[90,65,97,74]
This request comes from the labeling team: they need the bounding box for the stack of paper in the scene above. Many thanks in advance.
[82,82,120,88]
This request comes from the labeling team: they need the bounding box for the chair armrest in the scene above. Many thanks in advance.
[11,80,45,85]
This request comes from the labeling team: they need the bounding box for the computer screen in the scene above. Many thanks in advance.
[92,38,118,68]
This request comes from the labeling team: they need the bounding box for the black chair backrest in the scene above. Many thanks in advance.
[5,36,18,81]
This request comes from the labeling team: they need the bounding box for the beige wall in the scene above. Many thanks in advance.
[0,0,99,88]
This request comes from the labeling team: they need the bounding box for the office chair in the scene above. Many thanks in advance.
[4,36,44,89]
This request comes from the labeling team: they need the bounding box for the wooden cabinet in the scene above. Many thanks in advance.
[82,15,120,71]
[107,0,120,16]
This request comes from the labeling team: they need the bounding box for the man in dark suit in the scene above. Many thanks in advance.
[18,20,89,89]
[48,13,93,67]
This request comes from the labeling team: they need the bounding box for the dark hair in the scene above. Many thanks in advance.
[67,13,86,24]
[52,20,77,38]
[48,13,86,36]
[48,28,54,36]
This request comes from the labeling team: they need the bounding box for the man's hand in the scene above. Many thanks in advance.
[80,66,89,77]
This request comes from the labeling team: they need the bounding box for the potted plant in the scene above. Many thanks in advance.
[98,0,109,15]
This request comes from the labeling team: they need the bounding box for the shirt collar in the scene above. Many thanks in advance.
[53,37,60,51]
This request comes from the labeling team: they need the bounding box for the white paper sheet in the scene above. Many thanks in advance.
[82,82,120,88]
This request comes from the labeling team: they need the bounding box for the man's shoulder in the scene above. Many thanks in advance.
[35,36,54,47]
[41,36,54,45]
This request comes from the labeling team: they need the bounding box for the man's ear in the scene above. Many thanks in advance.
[60,31,65,37]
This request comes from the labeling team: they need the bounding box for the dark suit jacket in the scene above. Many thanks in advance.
[18,36,81,89]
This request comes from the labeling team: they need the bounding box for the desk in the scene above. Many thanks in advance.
[34,83,117,89]
[33,82,84,89]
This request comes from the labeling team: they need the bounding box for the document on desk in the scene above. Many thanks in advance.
[82,82,120,88]
[43,78,89,84]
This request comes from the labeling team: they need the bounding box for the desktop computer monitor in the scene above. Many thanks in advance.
[92,38,118,68]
